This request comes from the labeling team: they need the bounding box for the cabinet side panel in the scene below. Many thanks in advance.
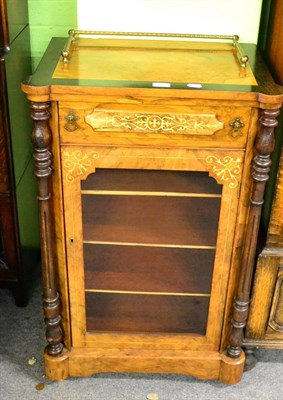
[50,102,72,349]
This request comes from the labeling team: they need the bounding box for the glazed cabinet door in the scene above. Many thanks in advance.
[61,145,243,351]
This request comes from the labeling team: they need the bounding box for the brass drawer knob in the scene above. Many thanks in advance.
[64,111,80,132]
[229,117,245,138]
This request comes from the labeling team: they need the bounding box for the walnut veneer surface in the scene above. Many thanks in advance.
[22,35,283,383]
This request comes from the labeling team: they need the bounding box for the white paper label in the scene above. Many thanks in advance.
[187,83,203,89]
[152,82,171,88]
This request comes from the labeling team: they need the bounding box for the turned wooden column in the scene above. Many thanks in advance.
[30,101,64,356]
[227,108,280,358]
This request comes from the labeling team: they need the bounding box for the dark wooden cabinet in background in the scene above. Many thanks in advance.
[244,0,283,351]
[0,0,40,305]
[246,148,283,347]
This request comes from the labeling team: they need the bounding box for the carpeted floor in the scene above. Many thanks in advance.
[0,272,282,400]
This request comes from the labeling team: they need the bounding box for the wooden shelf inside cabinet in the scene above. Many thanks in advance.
[21,32,283,384]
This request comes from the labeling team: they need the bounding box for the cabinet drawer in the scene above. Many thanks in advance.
[59,102,251,148]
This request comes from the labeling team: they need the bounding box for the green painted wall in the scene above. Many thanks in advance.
[28,0,77,70]
[5,26,32,187]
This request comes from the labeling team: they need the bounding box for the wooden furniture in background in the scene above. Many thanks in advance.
[244,0,283,354]
[0,0,39,305]
[266,0,283,85]
[22,32,283,383]
[246,148,283,347]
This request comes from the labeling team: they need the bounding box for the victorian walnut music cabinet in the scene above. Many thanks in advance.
[21,31,283,384]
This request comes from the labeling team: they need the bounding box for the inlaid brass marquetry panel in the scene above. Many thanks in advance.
[206,155,242,188]
[62,150,99,182]
[84,110,224,135]
[62,147,243,190]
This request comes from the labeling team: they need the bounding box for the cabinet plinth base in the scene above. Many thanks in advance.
[44,349,70,381]
[44,348,245,384]
[219,351,245,384]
